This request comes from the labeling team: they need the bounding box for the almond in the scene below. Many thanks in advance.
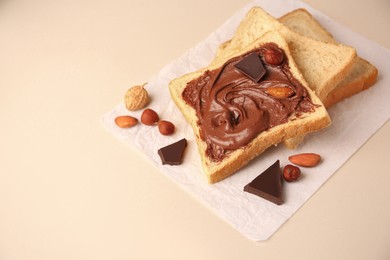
[115,115,138,128]
[265,86,294,99]
[288,153,321,167]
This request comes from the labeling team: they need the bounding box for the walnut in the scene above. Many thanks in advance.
[124,83,149,111]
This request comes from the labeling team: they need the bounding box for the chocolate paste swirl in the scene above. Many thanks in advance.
[182,43,314,161]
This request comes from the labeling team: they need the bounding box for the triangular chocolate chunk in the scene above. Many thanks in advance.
[234,52,266,83]
[158,138,187,165]
[244,160,283,205]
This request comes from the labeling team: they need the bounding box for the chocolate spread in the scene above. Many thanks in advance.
[182,43,315,161]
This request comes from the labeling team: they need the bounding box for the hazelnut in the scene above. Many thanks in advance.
[283,164,301,182]
[141,108,159,125]
[115,115,138,128]
[158,120,175,135]
[124,84,149,111]
[263,48,284,66]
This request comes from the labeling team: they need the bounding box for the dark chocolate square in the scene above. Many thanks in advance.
[157,138,187,165]
[234,52,266,83]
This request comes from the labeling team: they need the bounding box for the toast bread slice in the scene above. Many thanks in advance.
[323,57,378,108]
[218,9,377,109]
[169,31,330,183]
[278,9,378,148]
[279,8,378,108]
[212,7,357,102]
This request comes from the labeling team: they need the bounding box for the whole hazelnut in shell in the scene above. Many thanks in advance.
[124,84,149,111]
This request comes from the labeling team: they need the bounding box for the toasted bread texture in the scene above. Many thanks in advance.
[323,57,378,107]
[169,31,330,183]
[279,8,378,108]
[278,8,378,148]
[213,7,357,102]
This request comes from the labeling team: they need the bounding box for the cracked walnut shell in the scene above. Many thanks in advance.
[124,84,149,111]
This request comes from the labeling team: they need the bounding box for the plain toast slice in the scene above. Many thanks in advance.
[279,8,378,148]
[279,8,378,108]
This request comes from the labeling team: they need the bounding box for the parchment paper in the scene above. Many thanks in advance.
[103,0,390,240]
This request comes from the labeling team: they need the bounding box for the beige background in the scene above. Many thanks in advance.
[1,0,389,259]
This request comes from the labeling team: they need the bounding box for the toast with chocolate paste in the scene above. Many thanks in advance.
[212,7,357,102]
[169,31,330,183]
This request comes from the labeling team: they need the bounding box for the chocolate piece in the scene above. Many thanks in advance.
[244,160,283,205]
[158,138,187,165]
[234,52,266,82]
